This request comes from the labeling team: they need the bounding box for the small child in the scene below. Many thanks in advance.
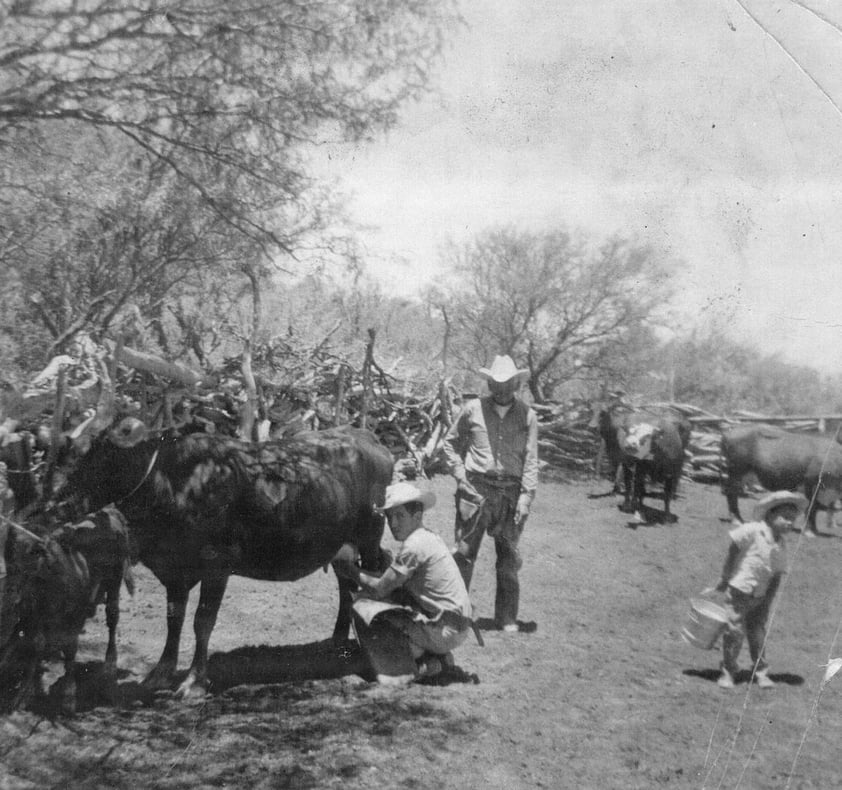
[712,490,807,690]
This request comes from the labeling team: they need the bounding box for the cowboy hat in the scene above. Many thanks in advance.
[753,490,808,521]
[379,481,436,512]
[478,355,528,383]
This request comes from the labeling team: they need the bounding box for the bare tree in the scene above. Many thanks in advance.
[0,1,458,251]
[0,1,460,373]
[433,226,677,402]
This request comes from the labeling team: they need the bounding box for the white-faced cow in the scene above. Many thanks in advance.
[0,507,133,715]
[721,423,842,535]
[611,409,691,523]
[60,417,393,698]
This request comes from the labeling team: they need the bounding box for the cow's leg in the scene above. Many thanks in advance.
[177,574,229,699]
[59,640,78,717]
[663,478,675,524]
[334,511,387,643]
[332,572,357,644]
[802,484,820,536]
[144,581,189,690]
[620,464,634,513]
[103,579,120,674]
[723,475,744,524]
[612,462,623,495]
[632,466,646,523]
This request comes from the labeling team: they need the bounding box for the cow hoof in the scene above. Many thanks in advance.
[142,666,176,691]
[175,682,207,701]
[49,678,77,717]
[174,671,210,700]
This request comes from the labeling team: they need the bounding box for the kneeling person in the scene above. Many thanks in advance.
[339,482,472,683]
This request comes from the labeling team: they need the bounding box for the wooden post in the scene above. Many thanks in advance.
[42,367,67,499]
[360,329,376,431]
[239,340,257,441]
[334,364,347,426]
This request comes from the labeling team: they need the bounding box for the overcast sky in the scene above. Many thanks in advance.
[314,0,842,374]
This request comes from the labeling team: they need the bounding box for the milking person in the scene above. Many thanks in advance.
[335,482,473,683]
[442,355,539,633]
[709,490,807,690]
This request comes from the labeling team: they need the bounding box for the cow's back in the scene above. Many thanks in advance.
[67,423,393,586]
[723,424,811,476]
[722,424,842,489]
[232,427,392,580]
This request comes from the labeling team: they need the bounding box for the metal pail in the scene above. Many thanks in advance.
[681,598,728,650]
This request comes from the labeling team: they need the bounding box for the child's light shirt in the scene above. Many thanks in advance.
[727,521,787,597]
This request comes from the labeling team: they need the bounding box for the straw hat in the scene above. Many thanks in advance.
[478,355,528,383]
[752,490,808,521]
[379,481,436,512]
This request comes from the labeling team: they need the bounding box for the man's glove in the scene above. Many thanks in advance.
[515,493,531,527]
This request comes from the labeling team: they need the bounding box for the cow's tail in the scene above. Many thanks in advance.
[122,561,135,597]
[717,429,728,494]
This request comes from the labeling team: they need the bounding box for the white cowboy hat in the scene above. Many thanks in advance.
[478,355,528,383]
[379,481,436,512]
[752,490,808,521]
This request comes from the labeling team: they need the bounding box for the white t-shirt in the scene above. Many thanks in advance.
[390,527,472,618]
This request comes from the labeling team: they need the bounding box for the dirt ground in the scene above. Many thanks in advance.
[2,473,842,789]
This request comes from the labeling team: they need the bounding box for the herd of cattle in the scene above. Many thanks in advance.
[1,397,841,715]
[592,403,842,531]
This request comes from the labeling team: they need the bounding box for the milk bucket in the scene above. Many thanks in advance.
[681,598,728,649]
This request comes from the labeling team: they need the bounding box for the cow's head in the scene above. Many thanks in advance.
[58,414,153,517]
[622,422,660,460]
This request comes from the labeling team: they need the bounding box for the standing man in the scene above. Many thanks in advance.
[443,355,539,632]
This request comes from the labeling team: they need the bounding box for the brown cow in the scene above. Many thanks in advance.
[59,417,393,698]
[721,423,842,535]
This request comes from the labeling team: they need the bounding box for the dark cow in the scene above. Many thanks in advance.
[615,410,691,523]
[721,423,842,534]
[0,507,133,715]
[590,404,631,494]
[61,417,393,698]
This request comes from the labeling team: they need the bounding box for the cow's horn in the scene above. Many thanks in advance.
[109,417,148,448]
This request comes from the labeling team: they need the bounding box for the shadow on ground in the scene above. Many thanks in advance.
[33,639,480,714]
[682,667,805,687]
[475,617,538,634]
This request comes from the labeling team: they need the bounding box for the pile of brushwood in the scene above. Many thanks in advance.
[9,335,828,488]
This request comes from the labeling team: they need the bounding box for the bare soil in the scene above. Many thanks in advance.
[2,475,842,789]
